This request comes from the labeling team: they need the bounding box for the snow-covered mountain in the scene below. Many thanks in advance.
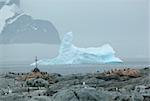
[0,0,60,44]
[31,32,122,65]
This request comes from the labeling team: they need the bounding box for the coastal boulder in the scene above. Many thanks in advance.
[29,96,52,101]
[0,89,5,95]
[26,78,49,88]
[52,85,112,101]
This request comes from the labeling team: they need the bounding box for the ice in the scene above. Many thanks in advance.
[31,32,122,65]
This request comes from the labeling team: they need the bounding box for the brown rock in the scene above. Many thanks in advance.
[103,68,140,78]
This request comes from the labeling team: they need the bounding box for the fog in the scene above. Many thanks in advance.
[0,0,149,63]
[0,44,59,63]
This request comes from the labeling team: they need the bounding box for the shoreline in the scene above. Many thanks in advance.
[0,66,150,101]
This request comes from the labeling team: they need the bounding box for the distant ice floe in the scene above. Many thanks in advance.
[31,32,123,65]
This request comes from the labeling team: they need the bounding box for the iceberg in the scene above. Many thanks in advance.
[31,32,122,65]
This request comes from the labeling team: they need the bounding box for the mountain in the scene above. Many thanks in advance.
[31,32,122,65]
[0,0,60,44]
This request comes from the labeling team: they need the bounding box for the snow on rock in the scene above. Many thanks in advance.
[0,0,60,44]
[31,32,122,65]
[0,4,16,33]
[6,13,24,24]
[0,0,22,34]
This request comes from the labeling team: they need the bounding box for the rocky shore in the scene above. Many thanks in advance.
[0,67,150,101]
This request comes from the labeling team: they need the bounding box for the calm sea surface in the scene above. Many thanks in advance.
[0,61,149,75]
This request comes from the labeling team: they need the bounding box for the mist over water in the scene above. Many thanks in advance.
[0,44,60,63]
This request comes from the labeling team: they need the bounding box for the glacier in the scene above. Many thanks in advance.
[31,32,122,65]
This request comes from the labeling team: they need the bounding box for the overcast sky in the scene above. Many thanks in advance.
[20,0,149,61]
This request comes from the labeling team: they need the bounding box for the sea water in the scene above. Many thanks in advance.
[0,44,149,75]
[0,61,149,75]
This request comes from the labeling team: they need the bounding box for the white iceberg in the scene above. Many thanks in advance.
[31,32,122,65]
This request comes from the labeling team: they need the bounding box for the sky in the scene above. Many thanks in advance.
[18,0,149,62]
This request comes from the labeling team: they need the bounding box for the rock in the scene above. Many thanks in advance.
[133,93,144,101]
[100,68,141,78]
[143,96,150,101]
[0,78,15,88]
[28,96,52,101]
[45,89,58,96]
[50,73,62,77]
[52,85,112,101]
[113,95,133,101]
[32,68,40,73]
[122,85,135,91]
[0,89,5,95]
[1,67,150,101]
[0,93,28,101]
[135,85,147,93]
[140,67,150,76]
[26,78,49,88]
[53,89,78,101]
[96,75,121,81]
[4,73,18,79]
[81,77,104,88]
[0,0,60,44]
[17,70,56,84]
[47,79,81,92]
[56,74,84,82]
